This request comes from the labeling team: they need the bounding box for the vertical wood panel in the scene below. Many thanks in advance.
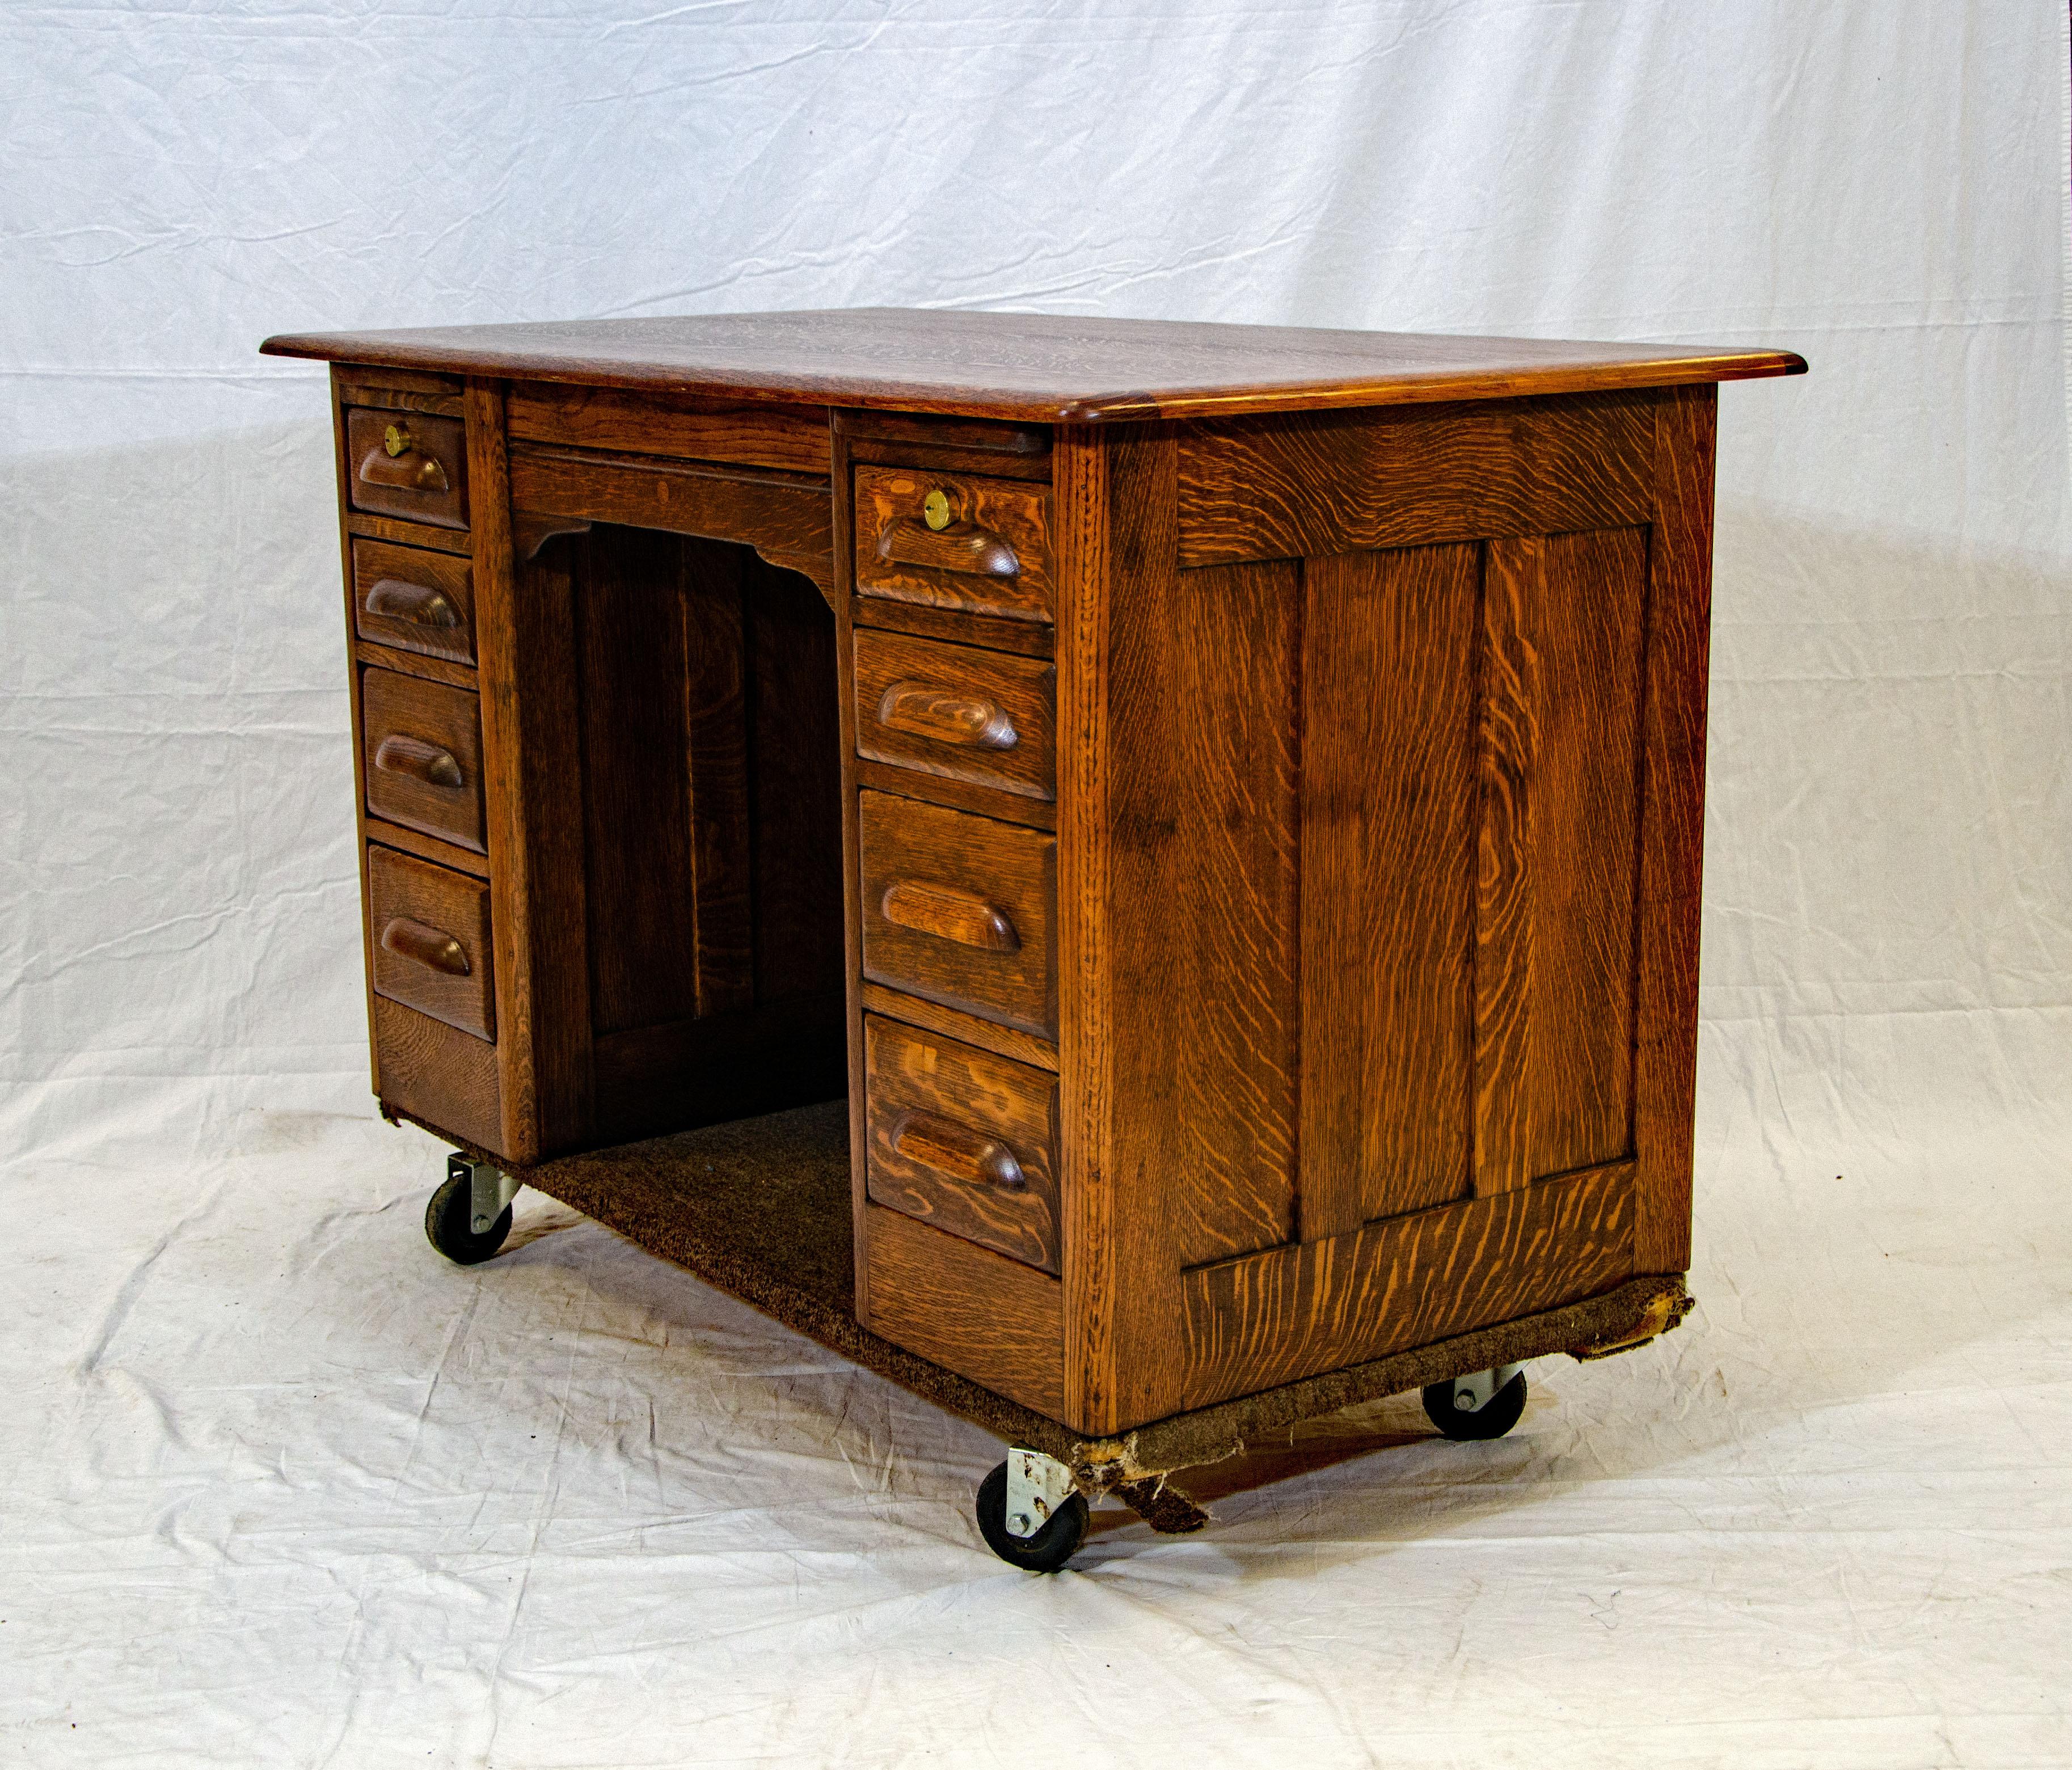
[1474,528,1648,1196]
[1054,420,1118,1429]
[681,538,754,1015]
[746,554,845,1006]
[579,528,700,1036]
[1297,544,1480,1236]
[470,379,593,1160]
[1111,553,1301,1266]
[1634,387,1718,1271]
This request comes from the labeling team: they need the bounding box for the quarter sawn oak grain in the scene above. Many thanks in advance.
[277,311,1797,1440]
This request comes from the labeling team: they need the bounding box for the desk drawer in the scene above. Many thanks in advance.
[854,466,1050,624]
[345,408,470,530]
[367,845,495,1041]
[865,1016,1059,1273]
[859,792,1054,1038]
[352,538,475,665]
[361,666,486,854]
[853,630,1055,802]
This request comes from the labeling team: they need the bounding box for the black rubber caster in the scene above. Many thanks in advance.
[424,1161,512,1265]
[975,1461,1090,1573]
[1422,1370,1528,1441]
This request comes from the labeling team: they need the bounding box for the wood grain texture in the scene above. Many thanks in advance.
[682,540,754,1017]
[1180,1160,1635,1409]
[853,761,1057,832]
[352,537,475,665]
[363,813,490,881]
[507,382,832,475]
[470,380,594,1161]
[862,1203,1065,1418]
[843,408,1052,471]
[1474,528,1648,1195]
[1110,556,1302,1279]
[848,594,1055,659]
[829,412,875,1326]
[1633,387,1718,1272]
[330,368,384,1101]
[1179,392,1656,568]
[1297,544,1480,1237]
[858,791,1056,1038]
[265,308,1806,423]
[853,629,1056,802]
[345,407,469,530]
[575,526,705,1037]
[360,666,486,854]
[857,981,1058,1072]
[336,364,465,407]
[366,844,495,1040]
[1053,421,1121,1433]
[507,443,834,598]
[370,995,501,1151]
[345,510,472,557]
[853,465,1052,624]
[865,1016,1060,1273]
[744,552,846,1008]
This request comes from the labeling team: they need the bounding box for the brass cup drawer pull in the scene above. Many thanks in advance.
[874,515,1019,581]
[358,423,451,494]
[380,915,471,977]
[364,576,461,628]
[879,879,1020,953]
[373,733,465,789]
[876,680,1018,751]
[890,1110,1027,1192]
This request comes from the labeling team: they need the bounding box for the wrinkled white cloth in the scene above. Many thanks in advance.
[2,0,2067,1762]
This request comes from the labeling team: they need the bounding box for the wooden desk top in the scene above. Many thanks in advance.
[262,307,1804,424]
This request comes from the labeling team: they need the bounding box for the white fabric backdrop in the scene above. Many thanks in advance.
[4,3,2068,1764]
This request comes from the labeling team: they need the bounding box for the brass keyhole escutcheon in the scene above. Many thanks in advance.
[922,489,952,531]
[383,423,415,458]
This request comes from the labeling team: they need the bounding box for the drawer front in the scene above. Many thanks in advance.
[853,466,1050,624]
[859,792,1054,1037]
[352,537,476,665]
[367,845,495,1041]
[361,667,487,854]
[853,630,1055,801]
[865,1016,1060,1272]
[345,407,470,530]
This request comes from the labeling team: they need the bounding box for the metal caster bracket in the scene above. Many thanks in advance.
[448,1155,522,1236]
[1003,1448,1077,1540]
[1446,1362,1524,1413]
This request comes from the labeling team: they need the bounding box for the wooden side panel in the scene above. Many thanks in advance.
[1178,392,1656,566]
[1112,553,1302,1270]
[1474,529,1649,1194]
[1633,387,1717,1271]
[470,381,593,1162]
[1181,1160,1634,1408]
[576,526,704,1037]
[745,554,846,1007]
[1297,544,1480,1237]
[862,1205,1065,1417]
[681,542,754,1016]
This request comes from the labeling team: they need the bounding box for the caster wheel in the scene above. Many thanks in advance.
[975,1461,1090,1573]
[424,1167,511,1265]
[1422,1370,1528,1441]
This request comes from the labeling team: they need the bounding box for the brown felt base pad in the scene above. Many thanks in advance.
[399,1099,1690,1507]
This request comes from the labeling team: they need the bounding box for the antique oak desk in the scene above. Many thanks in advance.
[262,311,1803,1568]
